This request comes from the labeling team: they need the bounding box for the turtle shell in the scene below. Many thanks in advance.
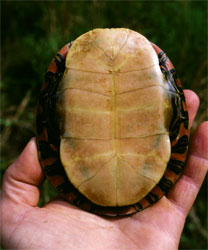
[36,28,189,216]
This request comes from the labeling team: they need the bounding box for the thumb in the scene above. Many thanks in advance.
[1,138,44,207]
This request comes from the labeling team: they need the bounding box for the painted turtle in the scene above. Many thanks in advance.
[36,28,189,216]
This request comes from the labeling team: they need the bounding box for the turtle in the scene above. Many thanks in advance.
[36,28,189,216]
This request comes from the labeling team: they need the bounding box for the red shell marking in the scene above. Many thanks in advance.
[36,41,189,216]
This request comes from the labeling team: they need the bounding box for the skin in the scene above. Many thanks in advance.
[0,90,207,250]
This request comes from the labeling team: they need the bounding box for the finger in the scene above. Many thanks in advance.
[183,89,199,127]
[168,121,208,215]
[1,138,44,207]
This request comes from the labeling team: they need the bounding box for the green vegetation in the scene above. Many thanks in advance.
[1,1,207,249]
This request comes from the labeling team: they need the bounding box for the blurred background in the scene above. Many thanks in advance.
[1,1,207,249]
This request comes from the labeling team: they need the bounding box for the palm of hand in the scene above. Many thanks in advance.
[9,197,183,249]
[1,90,207,249]
[24,197,185,249]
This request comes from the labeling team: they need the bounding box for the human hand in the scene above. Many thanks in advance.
[1,90,207,250]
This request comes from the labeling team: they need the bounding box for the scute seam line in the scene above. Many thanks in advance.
[66,63,159,74]
[110,29,119,206]
[56,85,180,98]
[56,87,111,97]
[77,154,117,189]
[89,29,112,60]
[119,85,180,96]
[61,132,169,140]
[112,29,130,61]
[117,156,162,184]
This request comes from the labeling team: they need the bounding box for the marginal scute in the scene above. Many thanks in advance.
[56,28,173,206]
